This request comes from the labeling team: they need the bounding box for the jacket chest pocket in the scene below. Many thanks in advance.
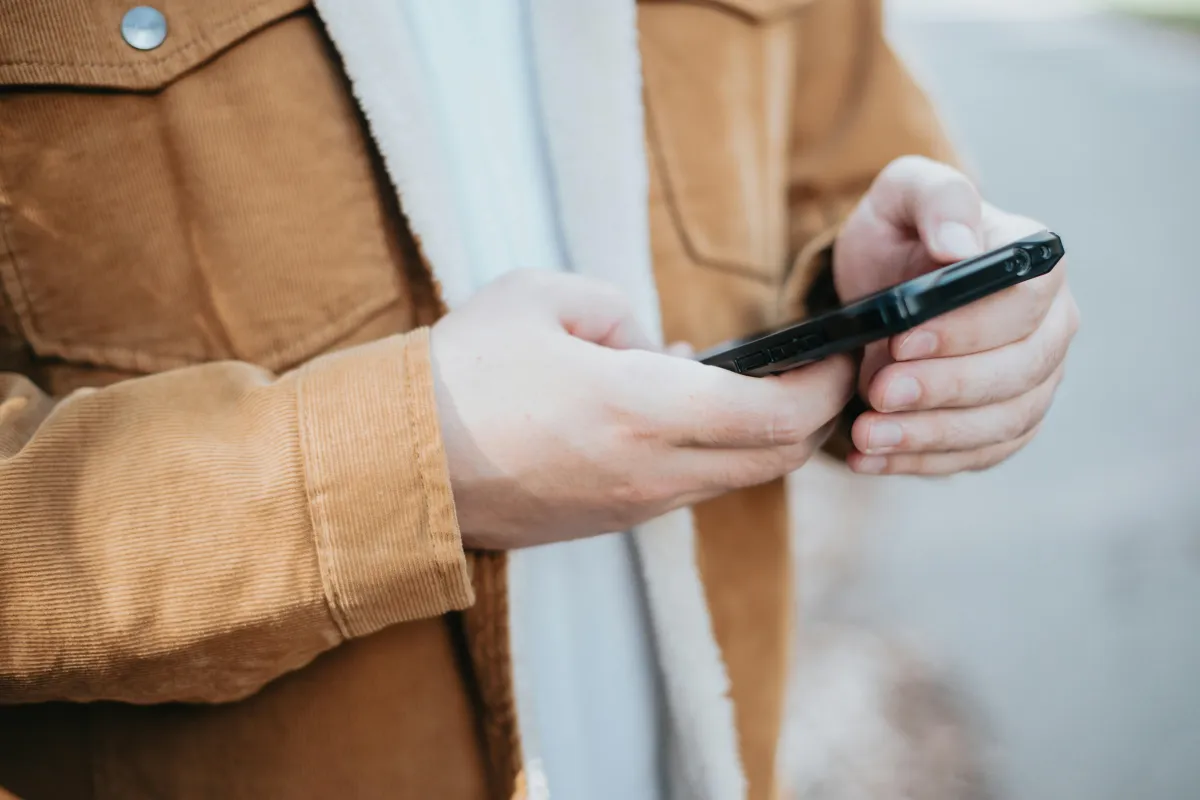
[639,0,814,283]
[0,1,409,374]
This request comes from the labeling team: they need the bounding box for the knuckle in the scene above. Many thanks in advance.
[1017,282,1051,331]
[611,477,663,511]
[1025,421,1045,445]
[882,155,917,180]
[1027,381,1058,428]
[976,438,1024,472]
[966,448,1002,473]
[765,408,808,447]
[715,453,777,492]
[762,446,803,479]
[943,367,974,406]
[609,394,662,446]
[996,399,1033,441]
[1014,400,1040,439]
[1066,293,1082,338]
[884,154,935,182]
[1031,334,1060,385]
[890,422,920,453]
[966,457,994,474]
[1049,363,1067,392]
[621,417,661,446]
[932,169,979,204]
[939,413,975,449]
[1044,312,1071,367]
[1003,398,1041,441]
[1026,402,1050,434]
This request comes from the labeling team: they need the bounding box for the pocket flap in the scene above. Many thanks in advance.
[0,0,308,90]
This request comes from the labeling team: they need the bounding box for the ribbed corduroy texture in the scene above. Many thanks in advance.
[299,329,472,639]
[0,331,471,705]
[0,0,961,796]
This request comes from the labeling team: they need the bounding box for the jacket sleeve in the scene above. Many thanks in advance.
[0,329,472,705]
[780,0,962,457]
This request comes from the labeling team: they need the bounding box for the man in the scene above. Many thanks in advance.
[0,1,1077,798]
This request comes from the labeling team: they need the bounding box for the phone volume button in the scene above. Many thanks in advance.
[736,352,770,372]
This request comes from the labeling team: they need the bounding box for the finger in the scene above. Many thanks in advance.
[635,418,836,509]
[853,365,1062,455]
[892,214,1070,361]
[689,420,837,493]
[869,287,1077,412]
[870,156,984,263]
[555,282,656,351]
[669,354,856,449]
[858,339,892,401]
[849,423,1039,476]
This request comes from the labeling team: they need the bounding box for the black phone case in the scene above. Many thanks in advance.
[697,230,1065,377]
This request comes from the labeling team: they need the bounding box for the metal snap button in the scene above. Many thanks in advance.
[121,6,167,51]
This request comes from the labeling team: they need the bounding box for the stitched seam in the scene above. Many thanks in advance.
[0,0,295,71]
[404,334,455,609]
[787,0,878,178]
[0,193,210,366]
[0,291,395,372]
[643,91,775,285]
[257,292,399,371]
[0,238,397,372]
[0,174,35,338]
[295,371,353,641]
[0,0,366,375]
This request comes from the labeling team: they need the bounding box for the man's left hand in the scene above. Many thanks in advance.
[832,156,1080,475]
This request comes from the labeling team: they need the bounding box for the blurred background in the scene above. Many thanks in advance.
[783,1,1200,798]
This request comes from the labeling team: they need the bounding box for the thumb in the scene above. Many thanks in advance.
[871,156,985,264]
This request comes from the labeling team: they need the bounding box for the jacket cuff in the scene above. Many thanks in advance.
[780,224,863,461]
[780,222,843,321]
[295,328,473,639]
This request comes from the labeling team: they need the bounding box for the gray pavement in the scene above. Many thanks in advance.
[802,9,1200,800]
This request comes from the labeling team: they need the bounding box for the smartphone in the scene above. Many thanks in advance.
[697,230,1065,377]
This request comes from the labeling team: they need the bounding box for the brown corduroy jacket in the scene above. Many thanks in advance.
[0,1,956,797]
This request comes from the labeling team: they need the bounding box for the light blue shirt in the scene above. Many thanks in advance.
[402,2,666,797]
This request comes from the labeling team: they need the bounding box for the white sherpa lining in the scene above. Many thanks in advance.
[314,2,746,797]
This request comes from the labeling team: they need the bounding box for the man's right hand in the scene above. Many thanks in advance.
[430,271,854,550]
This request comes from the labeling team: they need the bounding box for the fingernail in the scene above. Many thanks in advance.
[856,455,887,474]
[898,330,938,360]
[937,222,982,260]
[882,376,921,411]
[867,422,903,451]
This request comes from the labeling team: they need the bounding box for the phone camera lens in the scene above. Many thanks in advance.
[1011,249,1032,276]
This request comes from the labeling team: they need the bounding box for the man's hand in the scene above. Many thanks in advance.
[833,156,1080,475]
[430,271,855,550]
